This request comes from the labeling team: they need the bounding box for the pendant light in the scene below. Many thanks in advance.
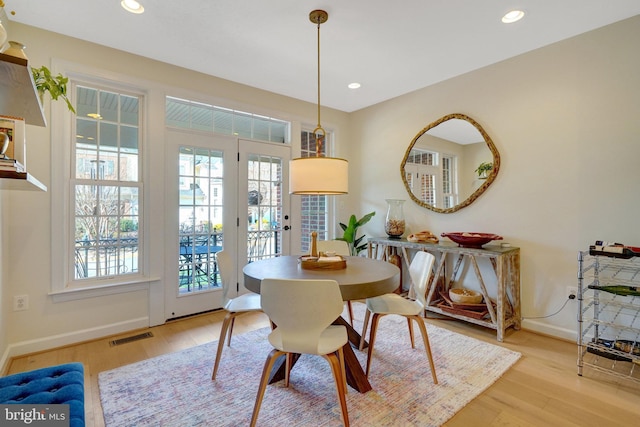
[289,10,348,195]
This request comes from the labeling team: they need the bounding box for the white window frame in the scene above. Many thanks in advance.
[405,148,459,208]
[441,154,459,208]
[50,61,154,301]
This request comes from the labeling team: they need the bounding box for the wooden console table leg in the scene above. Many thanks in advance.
[495,255,506,342]
[425,255,447,308]
[450,254,465,289]
[508,252,522,330]
[470,255,497,325]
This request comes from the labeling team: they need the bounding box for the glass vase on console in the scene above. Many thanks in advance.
[385,199,406,238]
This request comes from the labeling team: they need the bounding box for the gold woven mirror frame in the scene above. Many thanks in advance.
[400,113,500,214]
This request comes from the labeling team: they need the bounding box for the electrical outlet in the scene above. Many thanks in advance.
[566,286,578,300]
[13,295,29,311]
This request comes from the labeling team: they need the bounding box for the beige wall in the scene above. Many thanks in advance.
[350,15,640,339]
[2,14,639,367]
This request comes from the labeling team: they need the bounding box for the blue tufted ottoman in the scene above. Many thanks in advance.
[0,362,85,427]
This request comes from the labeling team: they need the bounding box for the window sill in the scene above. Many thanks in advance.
[50,275,161,303]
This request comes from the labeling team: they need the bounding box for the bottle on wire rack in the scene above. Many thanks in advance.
[589,240,640,259]
[587,284,640,297]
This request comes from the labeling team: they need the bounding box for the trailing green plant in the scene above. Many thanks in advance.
[337,211,376,255]
[31,65,76,113]
[475,161,493,177]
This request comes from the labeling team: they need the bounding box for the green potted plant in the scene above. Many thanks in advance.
[337,211,376,255]
[31,65,76,113]
[475,161,493,179]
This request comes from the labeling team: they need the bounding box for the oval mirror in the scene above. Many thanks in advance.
[400,113,500,214]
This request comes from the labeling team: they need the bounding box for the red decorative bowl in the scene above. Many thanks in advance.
[441,232,503,248]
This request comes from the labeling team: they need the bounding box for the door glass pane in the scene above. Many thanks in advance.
[247,153,283,262]
[178,146,224,294]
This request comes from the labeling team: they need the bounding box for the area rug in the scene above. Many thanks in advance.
[99,307,521,426]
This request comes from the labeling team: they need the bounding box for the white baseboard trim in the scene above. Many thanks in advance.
[1,347,12,375]
[522,318,578,342]
[1,317,150,371]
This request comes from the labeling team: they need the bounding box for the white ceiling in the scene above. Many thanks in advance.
[5,1,640,112]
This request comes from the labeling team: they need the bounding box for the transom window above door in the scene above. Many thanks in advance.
[166,96,290,143]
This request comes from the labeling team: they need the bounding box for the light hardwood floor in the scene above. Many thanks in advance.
[6,309,640,426]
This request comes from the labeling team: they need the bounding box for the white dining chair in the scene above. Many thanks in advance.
[359,250,438,383]
[317,239,356,326]
[211,250,262,380]
[317,239,351,257]
[250,278,349,427]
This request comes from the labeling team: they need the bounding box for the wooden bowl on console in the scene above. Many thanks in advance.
[449,288,482,304]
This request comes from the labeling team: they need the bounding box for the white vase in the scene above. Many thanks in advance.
[0,20,7,51]
[3,41,28,60]
[0,131,9,157]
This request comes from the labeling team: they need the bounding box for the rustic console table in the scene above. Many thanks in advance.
[368,237,521,342]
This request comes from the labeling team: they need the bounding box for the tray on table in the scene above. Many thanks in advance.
[299,255,347,270]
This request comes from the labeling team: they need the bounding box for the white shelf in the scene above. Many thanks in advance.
[0,170,47,191]
[0,52,48,191]
[0,52,46,127]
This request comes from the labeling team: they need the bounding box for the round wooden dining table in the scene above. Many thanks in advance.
[243,255,400,393]
[243,255,400,300]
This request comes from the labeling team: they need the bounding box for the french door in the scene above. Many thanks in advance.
[165,129,290,319]
[237,139,292,280]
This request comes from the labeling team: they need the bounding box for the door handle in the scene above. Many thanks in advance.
[283,225,290,231]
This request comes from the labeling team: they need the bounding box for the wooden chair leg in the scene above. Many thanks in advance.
[407,317,415,348]
[285,352,294,387]
[359,309,371,351]
[324,351,350,427]
[338,346,348,394]
[227,316,236,346]
[250,349,285,427]
[365,313,383,376]
[347,301,355,327]
[211,313,233,380]
[412,315,438,384]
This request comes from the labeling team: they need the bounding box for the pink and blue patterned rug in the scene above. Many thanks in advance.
[99,308,520,426]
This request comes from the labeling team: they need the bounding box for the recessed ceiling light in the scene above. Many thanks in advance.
[502,10,524,24]
[348,82,361,89]
[121,0,144,14]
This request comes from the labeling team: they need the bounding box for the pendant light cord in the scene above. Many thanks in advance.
[312,11,326,157]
